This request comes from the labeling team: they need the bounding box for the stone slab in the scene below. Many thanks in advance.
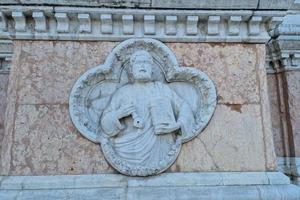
[171,104,266,172]
[0,74,9,172]
[2,0,298,10]
[0,172,291,189]
[4,103,269,175]
[14,42,261,105]
[267,74,285,157]
[0,0,151,7]
[0,74,8,141]
[9,104,113,175]
[167,43,261,104]
[14,41,117,105]
[256,45,277,171]
[151,0,258,9]
[284,71,300,156]
[259,0,299,9]
[1,41,276,175]
[0,41,21,174]
[0,172,300,200]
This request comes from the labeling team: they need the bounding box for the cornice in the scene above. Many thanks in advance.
[266,14,300,73]
[0,6,286,43]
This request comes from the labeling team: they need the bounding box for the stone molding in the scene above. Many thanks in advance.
[0,6,285,43]
[0,39,12,74]
[1,172,300,200]
[267,40,300,73]
[0,0,299,10]
[0,172,291,189]
[277,157,300,185]
[277,157,300,177]
[266,14,300,73]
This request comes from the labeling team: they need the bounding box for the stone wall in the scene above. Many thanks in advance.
[0,74,8,140]
[0,1,300,199]
[268,71,300,158]
[0,41,276,175]
[267,74,286,157]
[283,71,300,157]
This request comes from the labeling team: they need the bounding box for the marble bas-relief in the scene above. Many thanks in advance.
[69,38,217,176]
[100,50,195,174]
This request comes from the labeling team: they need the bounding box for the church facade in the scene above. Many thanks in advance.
[1,0,300,199]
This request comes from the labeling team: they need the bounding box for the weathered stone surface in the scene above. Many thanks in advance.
[10,104,113,175]
[16,42,261,106]
[256,45,277,171]
[267,74,285,157]
[6,104,270,174]
[285,71,300,157]
[1,43,19,174]
[0,74,8,142]
[0,172,291,189]
[0,0,151,7]
[167,43,260,104]
[2,0,297,10]
[259,0,296,9]
[151,0,258,9]
[1,41,276,175]
[170,104,266,172]
[1,172,299,200]
[0,74,9,170]
[15,41,117,104]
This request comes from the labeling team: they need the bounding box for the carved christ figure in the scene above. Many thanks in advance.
[100,50,195,168]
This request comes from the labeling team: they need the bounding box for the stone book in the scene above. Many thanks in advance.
[150,97,180,135]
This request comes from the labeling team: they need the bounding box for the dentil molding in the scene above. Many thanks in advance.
[0,6,286,43]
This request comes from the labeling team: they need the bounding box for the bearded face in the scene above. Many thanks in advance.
[129,50,153,82]
[131,57,153,82]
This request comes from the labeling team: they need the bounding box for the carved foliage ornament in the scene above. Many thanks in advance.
[69,38,217,176]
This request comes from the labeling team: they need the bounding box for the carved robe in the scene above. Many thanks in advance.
[101,81,194,167]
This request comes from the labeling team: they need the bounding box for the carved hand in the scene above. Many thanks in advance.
[116,104,135,119]
[154,122,181,135]
[113,104,136,130]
